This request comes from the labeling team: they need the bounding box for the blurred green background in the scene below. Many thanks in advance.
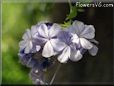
[2,1,113,85]
[2,2,53,84]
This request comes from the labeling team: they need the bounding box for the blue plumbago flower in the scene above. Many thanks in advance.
[56,31,83,63]
[36,23,62,57]
[68,20,98,56]
[18,48,52,69]
[19,27,41,54]
[18,49,37,68]
[18,23,54,69]
[19,21,98,64]
[29,64,48,85]
[18,20,99,85]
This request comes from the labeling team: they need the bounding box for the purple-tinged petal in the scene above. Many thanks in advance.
[89,45,98,56]
[50,39,66,52]
[19,52,37,68]
[90,39,99,44]
[48,23,61,37]
[80,25,95,39]
[58,31,72,45]
[68,20,85,35]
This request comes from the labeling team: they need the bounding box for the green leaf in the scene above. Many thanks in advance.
[66,6,77,20]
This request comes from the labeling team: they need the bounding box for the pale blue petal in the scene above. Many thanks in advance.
[58,31,72,45]
[58,46,71,63]
[25,41,33,53]
[80,38,93,49]
[69,20,85,35]
[31,25,39,38]
[26,29,32,39]
[38,24,48,38]
[89,45,98,56]
[48,23,61,37]
[19,40,27,49]
[36,45,41,52]
[71,34,80,44]
[42,41,54,57]
[80,25,95,39]
[70,50,82,61]
[37,35,49,45]
[50,39,66,52]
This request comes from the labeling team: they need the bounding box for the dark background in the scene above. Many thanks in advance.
[50,3,113,84]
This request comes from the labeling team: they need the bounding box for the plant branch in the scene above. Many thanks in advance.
[49,63,61,85]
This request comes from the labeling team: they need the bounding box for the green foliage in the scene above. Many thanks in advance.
[65,0,84,21]
[60,20,71,28]
[66,6,84,21]
[63,0,84,28]
[2,2,53,84]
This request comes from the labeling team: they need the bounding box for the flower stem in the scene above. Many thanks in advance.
[65,0,73,21]
[68,0,72,12]
[49,63,61,85]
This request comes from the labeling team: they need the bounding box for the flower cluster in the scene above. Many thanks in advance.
[18,20,98,84]
[19,20,98,63]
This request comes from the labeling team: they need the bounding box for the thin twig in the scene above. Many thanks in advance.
[49,63,61,85]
